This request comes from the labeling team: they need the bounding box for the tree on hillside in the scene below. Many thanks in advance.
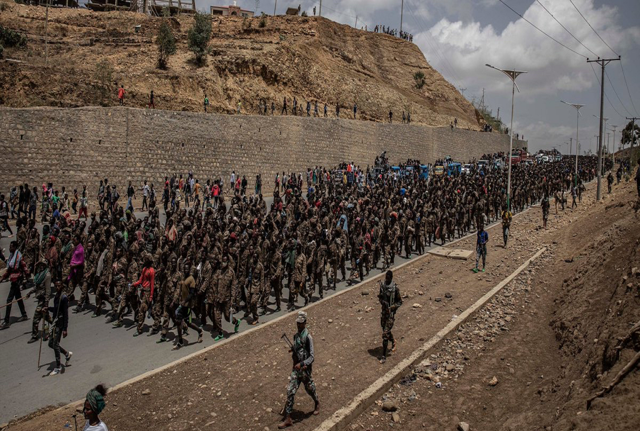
[621,120,640,149]
[414,71,425,89]
[188,13,212,67]
[156,20,176,69]
[94,60,114,106]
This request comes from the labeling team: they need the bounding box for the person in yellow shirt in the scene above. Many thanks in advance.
[501,206,512,248]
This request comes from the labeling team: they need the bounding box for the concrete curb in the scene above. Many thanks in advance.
[7,196,544,425]
[313,247,547,431]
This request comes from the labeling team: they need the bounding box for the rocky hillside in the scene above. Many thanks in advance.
[0,1,483,129]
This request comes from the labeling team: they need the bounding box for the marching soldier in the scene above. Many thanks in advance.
[378,270,402,364]
[278,311,319,428]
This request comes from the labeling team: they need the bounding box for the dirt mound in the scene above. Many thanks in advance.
[0,1,483,129]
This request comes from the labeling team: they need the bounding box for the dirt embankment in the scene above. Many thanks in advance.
[351,178,640,431]
[0,1,482,129]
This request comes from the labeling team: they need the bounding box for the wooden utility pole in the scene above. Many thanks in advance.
[319,0,322,17]
[400,0,403,32]
[273,0,277,16]
[587,56,620,201]
[355,15,358,28]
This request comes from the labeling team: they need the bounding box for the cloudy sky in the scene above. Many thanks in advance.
[203,0,640,154]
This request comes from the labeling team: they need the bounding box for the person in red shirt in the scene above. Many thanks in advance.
[131,256,155,336]
[118,85,125,105]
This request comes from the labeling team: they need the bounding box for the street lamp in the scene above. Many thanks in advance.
[561,101,584,188]
[486,64,527,211]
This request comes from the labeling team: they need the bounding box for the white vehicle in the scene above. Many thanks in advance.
[462,164,472,174]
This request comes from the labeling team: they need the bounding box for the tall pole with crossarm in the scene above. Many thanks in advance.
[486,64,527,211]
[561,101,584,188]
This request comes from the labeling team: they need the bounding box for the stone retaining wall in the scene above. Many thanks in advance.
[0,107,526,192]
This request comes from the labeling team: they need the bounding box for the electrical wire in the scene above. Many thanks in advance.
[498,0,587,59]
[568,0,619,56]
[619,60,639,116]
[605,70,632,116]
[534,0,599,57]
[589,63,624,119]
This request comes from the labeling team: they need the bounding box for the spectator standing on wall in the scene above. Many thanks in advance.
[324,103,328,117]
[118,85,125,106]
[237,101,242,114]
[148,91,155,109]
[282,97,288,115]
[353,102,357,119]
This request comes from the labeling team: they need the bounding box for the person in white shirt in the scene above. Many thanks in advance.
[83,384,109,431]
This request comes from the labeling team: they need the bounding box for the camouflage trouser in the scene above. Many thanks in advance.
[94,278,111,315]
[161,297,175,337]
[111,278,127,312]
[284,369,318,415]
[381,309,395,343]
[116,283,138,325]
[31,298,51,338]
[270,276,282,309]
[136,290,151,333]
[248,289,260,320]
[78,273,95,307]
[260,280,271,309]
[151,294,164,331]
[214,300,234,334]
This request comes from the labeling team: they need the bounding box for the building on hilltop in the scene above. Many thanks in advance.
[210,1,254,17]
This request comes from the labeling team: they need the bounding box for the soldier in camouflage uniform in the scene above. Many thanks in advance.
[378,270,402,364]
[269,241,284,311]
[75,240,97,312]
[158,254,181,343]
[278,311,319,429]
[247,253,264,325]
[290,242,307,309]
[94,235,115,317]
[27,259,52,343]
[212,254,240,341]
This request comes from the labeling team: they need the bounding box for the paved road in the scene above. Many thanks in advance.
[0,200,494,424]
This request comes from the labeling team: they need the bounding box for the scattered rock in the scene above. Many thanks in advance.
[382,400,398,412]
[458,422,470,431]
[328,319,333,323]
[392,412,401,423]
[361,291,369,296]
[412,303,423,308]
[488,376,499,386]
[445,292,453,299]
[141,389,151,396]
[435,297,442,302]
[445,364,455,372]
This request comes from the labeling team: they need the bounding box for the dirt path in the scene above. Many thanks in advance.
[349,180,640,431]
[5,178,625,431]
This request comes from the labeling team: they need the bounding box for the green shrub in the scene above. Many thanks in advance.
[188,13,212,67]
[413,71,425,89]
[156,20,176,69]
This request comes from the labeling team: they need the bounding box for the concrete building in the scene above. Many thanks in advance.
[210,1,254,17]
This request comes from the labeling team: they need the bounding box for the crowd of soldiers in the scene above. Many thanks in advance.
[0,152,609,353]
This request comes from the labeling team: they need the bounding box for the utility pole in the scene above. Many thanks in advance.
[587,56,620,201]
[273,0,277,16]
[610,125,617,164]
[626,117,639,149]
[569,137,572,157]
[319,0,322,17]
[355,15,358,28]
[400,0,404,33]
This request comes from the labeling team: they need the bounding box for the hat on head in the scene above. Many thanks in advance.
[296,311,307,324]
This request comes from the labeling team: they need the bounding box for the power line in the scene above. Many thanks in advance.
[534,0,599,57]
[589,63,623,119]
[498,0,587,59]
[568,0,618,56]
[619,60,639,116]
[605,70,632,116]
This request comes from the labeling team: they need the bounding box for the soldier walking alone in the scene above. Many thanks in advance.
[279,311,319,428]
[378,270,402,364]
